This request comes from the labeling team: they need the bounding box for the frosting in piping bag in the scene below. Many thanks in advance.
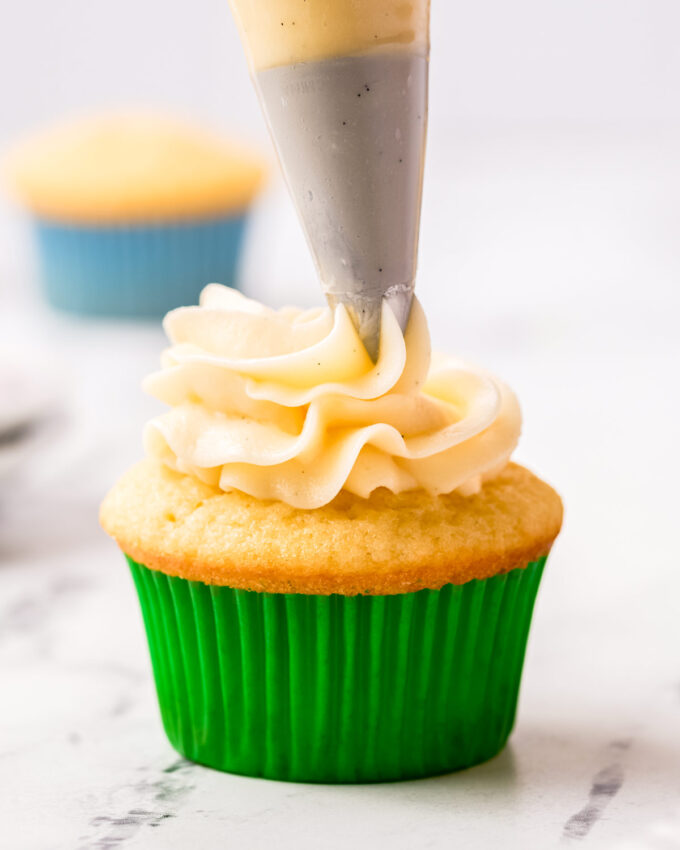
[144,285,521,509]
[228,0,430,70]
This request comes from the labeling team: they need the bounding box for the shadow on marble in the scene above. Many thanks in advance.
[319,718,680,817]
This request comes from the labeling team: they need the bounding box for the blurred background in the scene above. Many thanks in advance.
[1,2,679,848]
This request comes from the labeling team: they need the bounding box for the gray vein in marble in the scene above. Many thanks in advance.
[83,810,175,849]
[78,761,196,850]
[162,758,192,774]
[562,740,631,841]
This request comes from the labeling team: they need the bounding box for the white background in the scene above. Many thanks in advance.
[1,0,680,141]
[0,3,679,849]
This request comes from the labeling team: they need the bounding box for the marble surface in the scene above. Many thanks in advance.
[1,131,679,849]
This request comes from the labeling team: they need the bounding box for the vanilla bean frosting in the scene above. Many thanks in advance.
[228,0,430,70]
[143,285,521,509]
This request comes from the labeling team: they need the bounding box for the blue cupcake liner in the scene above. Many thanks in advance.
[31,214,248,318]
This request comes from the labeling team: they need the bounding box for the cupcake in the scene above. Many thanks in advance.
[3,114,266,317]
[100,285,563,783]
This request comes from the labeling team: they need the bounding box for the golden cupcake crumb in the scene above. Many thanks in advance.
[100,458,563,595]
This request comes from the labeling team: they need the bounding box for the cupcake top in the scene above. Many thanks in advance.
[101,285,562,592]
[143,285,522,510]
[101,459,561,593]
[3,113,266,223]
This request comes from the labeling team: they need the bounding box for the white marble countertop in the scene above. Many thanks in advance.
[0,131,678,849]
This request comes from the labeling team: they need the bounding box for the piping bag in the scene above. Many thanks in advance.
[227,0,430,359]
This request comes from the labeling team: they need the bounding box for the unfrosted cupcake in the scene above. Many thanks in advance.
[4,114,266,317]
[100,285,563,783]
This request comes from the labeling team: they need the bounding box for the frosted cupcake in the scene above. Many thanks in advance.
[4,114,266,317]
[101,285,563,783]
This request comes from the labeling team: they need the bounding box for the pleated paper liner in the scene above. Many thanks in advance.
[32,215,247,318]
[128,555,546,783]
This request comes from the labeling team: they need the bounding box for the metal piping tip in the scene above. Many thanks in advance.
[324,283,415,362]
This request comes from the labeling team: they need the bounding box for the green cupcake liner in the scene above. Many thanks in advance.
[128,556,546,783]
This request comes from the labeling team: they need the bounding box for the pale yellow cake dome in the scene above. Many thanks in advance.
[4,112,267,223]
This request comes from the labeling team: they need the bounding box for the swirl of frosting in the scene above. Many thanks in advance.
[143,285,521,509]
